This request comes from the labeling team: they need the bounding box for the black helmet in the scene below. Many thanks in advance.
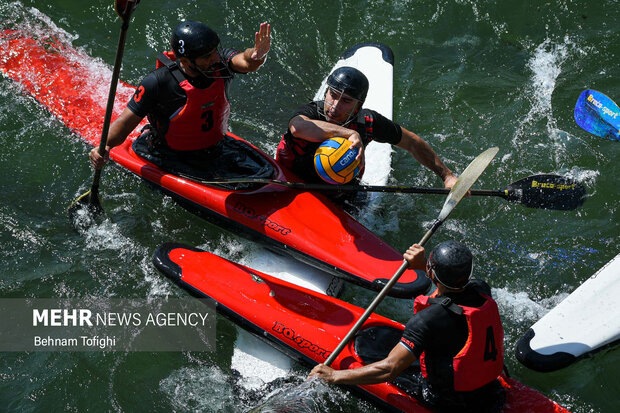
[326,66,369,103]
[427,241,473,290]
[171,21,220,60]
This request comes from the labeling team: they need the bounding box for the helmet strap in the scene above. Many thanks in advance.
[322,87,361,126]
[185,48,232,80]
[433,268,472,291]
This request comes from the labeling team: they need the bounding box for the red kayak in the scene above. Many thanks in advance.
[153,243,570,413]
[0,29,429,298]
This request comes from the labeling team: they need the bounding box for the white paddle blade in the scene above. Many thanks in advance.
[438,147,499,221]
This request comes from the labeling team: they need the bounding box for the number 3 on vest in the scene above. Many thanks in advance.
[201,109,214,132]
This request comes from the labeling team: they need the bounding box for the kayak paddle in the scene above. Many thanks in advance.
[248,147,499,412]
[323,146,498,366]
[68,0,140,221]
[182,173,585,211]
[574,89,620,141]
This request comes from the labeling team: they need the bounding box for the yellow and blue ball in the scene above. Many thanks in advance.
[314,137,361,184]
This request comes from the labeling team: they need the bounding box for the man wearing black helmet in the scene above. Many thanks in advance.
[310,241,506,413]
[276,66,458,189]
[90,21,271,176]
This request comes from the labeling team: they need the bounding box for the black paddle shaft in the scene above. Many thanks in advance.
[91,2,136,185]
[86,0,138,201]
[189,173,585,210]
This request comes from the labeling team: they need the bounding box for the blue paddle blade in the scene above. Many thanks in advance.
[574,90,620,141]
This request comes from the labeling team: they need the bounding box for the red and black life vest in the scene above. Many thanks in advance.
[276,108,374,181]
[153,51,230,151]
[413,291,504,392]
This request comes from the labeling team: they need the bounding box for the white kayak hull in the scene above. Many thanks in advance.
[515,252,620,372]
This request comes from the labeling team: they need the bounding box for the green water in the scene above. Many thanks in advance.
[1,0,619,412]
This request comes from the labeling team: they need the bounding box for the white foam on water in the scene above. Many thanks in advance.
[513,36,591,164]
[430,1,507,39]
[251,375,365,413]
[529,40,566,110]
[81,218,133,252]
[140,254,172,297]
[492,287,569,325]
[144,20,172,53]
[442,34,481,48]
[440,219,469,237]
[160,365,237,412]
[72,192,172,297]
[27,6,77,43]
[513,38,568,146]
[564,166,599,186]
[80,216,170,296]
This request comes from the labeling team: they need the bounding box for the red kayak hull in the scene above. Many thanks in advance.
[0,29,429,298]
[153,243,569,413]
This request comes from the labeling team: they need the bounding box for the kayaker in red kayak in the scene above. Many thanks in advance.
[310,241,506,413]
[89,20,271,177]
[276,66,458,189]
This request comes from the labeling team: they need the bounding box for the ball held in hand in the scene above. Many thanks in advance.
[314,137,361,184]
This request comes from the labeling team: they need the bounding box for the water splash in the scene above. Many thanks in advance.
[493,286,568,325]
[160,366,239,412]
[512,36,584,165]
[564,166,599,186]
[249,377,332,413]
[159,367,351,413]
[0,2,77,45]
